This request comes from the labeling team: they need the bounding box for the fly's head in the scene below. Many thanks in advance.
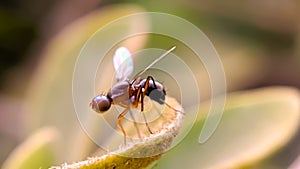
[90,93,112,113]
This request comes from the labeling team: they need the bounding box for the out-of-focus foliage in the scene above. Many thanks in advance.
[23,4,148,165]
[0,8,35,89]
[154,87,300,169]
[1,0,300,169]
[2,127,58,169]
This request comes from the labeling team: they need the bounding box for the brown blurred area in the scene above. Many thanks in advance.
[0,0,103,164]
[2,0,299,94]
[0,0,103,94]
[0,0,300,95]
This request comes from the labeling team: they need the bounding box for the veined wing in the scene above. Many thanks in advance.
[113,47,134,82]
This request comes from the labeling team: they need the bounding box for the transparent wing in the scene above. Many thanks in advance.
[113,47,134,81]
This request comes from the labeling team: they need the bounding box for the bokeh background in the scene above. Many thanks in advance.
[1,0,300,168]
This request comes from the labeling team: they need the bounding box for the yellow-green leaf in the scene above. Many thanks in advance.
[154,87,300,169]
[2,127,59,169]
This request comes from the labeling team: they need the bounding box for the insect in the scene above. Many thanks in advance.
[90,46,176,144]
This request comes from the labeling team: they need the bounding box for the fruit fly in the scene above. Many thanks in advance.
[90,46,176,144]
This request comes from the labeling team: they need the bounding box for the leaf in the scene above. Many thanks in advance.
[2,127,59,169]
[23,4,148,162]
[153,87,300,169]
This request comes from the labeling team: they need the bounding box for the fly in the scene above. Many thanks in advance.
[90,46,177,144]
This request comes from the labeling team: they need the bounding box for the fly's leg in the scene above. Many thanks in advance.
[128,109,142,140]
[118,108,129,145]
[133,85,153,134]
[132,76,160,135]
[131,87,144,139]
[140,76,158,134]
[139,88,153,134]
[161,99,185,115]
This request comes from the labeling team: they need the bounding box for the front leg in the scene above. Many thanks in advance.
[118,108,129,145]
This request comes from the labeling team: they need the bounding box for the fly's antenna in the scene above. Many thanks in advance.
[133,46,176,81]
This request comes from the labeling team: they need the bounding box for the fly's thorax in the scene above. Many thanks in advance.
[110,81,131,105]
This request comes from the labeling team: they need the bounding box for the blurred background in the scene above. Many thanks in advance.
[0,0,300,168]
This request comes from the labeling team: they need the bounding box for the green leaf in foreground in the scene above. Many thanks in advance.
[2,127,59,169]
[154,87,300,169]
